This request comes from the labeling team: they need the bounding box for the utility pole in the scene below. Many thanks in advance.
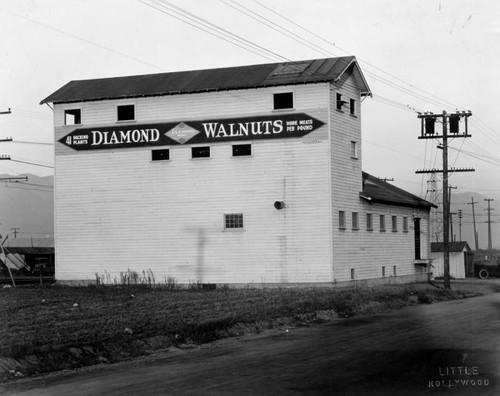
[11,227,19,238]
[468,197,479,251]
[458,209,463,242]
[484,198,494,262]
[448,185,457,241]
[416,110,473,289]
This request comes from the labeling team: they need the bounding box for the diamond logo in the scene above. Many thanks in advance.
[165,122,200,144]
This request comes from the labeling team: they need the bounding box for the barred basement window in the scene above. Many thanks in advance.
[117,104,135,121]
[339,211,346,229]
[366,213,373,231]
[192,146,210,158]
[380,214,386,231]
[151,149,170,161]
[64,109,81,125]
[273,92,293,110]
[224,213,243,230]
[392,215,398,232]
[232,143,252,157]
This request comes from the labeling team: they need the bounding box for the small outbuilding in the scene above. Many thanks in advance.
[430,241,473,279]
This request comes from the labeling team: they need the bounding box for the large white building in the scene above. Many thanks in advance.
[42,57,435,286]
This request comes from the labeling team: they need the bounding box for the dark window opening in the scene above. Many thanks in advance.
[273,92,293,110]
[64,109,81,125]
[192,146,210,158]
[336,93,344,110]
[350,99,356,115]
[414,217,421,260]
[350,268,355,280]
[232,144,252,157]
[152,149,170,161]
[117,104,135,121]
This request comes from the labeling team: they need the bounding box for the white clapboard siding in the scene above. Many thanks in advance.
[54,83,334,283]
[328,74,432,282]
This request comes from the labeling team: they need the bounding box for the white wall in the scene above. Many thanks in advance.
[328,72,432,281]
[430,251,466,279]
[54,84,334,284]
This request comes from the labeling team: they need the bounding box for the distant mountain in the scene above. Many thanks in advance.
[0,174,54,242]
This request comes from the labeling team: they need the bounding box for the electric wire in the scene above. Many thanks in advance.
[139,0,288,63]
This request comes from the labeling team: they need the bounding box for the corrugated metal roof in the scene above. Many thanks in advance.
[41,56,371,104]
[431,242,471,253]
[361,172,437,209]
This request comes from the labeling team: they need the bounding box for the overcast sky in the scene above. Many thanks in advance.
[1,0,499,204]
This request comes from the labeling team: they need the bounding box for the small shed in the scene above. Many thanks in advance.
[430,241,473,279]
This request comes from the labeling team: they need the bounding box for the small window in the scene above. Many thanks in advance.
[352,212,359,230]
[403,217,409,232]
[224,213,243,229]
[192,146,210,158]
[273,92,293,110]
[382,266,386,277]
[232,144,252,157]
[392,216,398,232]
[350,268,355,280]
[380,215,386,231]
[350,141,358,159]
[336,93,343,111]
[339,211,346,229]
[64,109,81,125]
[117,104,135,121]
[151,149,170,161]
[393,266,397,276]
[350,99,356,115]
[366,213,373,231]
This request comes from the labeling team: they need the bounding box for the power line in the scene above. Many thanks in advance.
[139,0,287,63]
[9,159,54,169]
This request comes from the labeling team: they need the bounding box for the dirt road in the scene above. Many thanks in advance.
[2,290,500,395]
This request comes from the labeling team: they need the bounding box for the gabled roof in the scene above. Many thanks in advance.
[431,242,471,253]
[40,56,371,105]
[360,172,437,209]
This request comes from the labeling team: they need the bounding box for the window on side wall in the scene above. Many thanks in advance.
[64,109,81,125]
[273,92,293,110]
[403,217,409,232]
[380,214,386,231]
[366,213,373,231]
[336,93,344,111]
[352,212,359,230]
[350,141,358,159]
[339,211,346,229]
[350,99,356,115]
[117,104,135,121]
[224,213,244,230]
[392,215,398,232]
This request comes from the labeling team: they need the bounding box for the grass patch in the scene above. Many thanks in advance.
[0,280,489,381]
